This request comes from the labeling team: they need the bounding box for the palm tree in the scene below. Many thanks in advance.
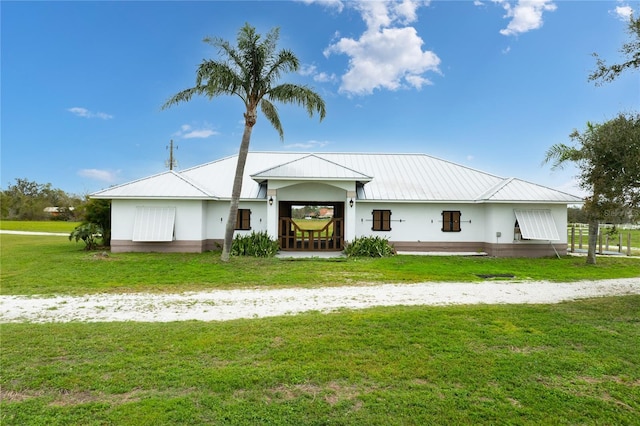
[162,23,326,261]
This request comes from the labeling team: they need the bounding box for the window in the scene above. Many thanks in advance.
[514,220,529,241]
[442,210,461,232]
[372,210,391,231]
[235,209,251,230]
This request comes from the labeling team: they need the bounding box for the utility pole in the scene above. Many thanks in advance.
[166,139,178,170]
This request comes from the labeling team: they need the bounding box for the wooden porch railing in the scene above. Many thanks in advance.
[279,218,343,251]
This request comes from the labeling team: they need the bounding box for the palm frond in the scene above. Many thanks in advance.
[196,60,246,100]
[260,99,283,140]
[543,143,582,170]
[267,84,326,121]
[161,86,206,110]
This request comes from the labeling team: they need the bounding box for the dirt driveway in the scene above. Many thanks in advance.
[1,278,638,323]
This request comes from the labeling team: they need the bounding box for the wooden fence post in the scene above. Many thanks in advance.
[619,234,622,253]
[599,230,603,254]
[628,233,632,256]
[579,228,583,249]
[570,226,575,253]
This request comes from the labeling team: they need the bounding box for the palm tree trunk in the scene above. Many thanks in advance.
[586,218,598,265]
[221,121,254,262]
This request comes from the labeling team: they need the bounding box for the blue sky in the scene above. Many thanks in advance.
[2,0,638,197]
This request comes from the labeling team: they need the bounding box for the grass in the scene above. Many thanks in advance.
[2,222,639,424]
[0,220,80,233]
[291,218,332,231]
[1,233,639,296]
[2,296,639,425]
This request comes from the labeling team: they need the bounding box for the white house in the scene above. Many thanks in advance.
[92,152,582,257]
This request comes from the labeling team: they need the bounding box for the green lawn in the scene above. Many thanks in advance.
[2,224,639,424]
[0,220,80,233]
[1,233,639,296]
[2,297,639,425]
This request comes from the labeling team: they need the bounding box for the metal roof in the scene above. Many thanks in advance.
[251,154,372,182]
[92,152,583,203]
[92,170,215,199]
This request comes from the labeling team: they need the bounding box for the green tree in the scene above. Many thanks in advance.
[0,178,81,221]
[162,23,326,261]
[545,113,640,264]
[81,198,111,246]
[589,15,640,85]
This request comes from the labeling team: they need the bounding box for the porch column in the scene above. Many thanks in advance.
[266,189,278,239]
[345,190,356,242]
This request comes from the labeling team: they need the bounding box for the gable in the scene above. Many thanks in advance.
[251,154,372,182]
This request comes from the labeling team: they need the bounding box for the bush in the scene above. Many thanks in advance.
[69,223,103,250]
[231,231,279,257]
[344,236,395,258]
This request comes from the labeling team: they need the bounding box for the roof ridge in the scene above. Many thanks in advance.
[250,153,372,180]
[91,170,175,195]
[508,177,584,201]
[249,153,315,176]
[173,170,217,198]
[475,177,514,201]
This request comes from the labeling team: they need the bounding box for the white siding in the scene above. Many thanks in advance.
[353,203,486,242]
[204,201,268,239]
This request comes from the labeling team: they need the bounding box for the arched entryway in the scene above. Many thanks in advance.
[278,201,345,251]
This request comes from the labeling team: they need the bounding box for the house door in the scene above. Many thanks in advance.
[278,201,344,251]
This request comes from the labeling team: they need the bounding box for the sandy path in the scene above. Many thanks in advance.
[1,278,638,323]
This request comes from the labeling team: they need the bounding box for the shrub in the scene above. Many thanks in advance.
[231,231,279,257]
[344,236,395,258]
[69,223,103,250]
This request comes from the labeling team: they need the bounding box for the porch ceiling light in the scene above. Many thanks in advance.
[349,198,354,208]
[269,196,273,206]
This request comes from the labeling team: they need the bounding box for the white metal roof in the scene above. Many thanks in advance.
[481,178,581,203]
[92,170,215,199]
[251,154,372,182]
[92,152,583,203]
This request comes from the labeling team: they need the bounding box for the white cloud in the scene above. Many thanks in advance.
[612,5,634,21]
[297,0,344,13]
[323,1,441,95]
[283,140,330,149]
[78,169,119,183]
[313,71,338,83]
[474,0,485,6]
[172,124,218,139]
[495,0,557,36]
[300,64,338,83]
[67,107,113,120]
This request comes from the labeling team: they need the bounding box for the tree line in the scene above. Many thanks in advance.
[1,178,112,248]
[1,178,84,221]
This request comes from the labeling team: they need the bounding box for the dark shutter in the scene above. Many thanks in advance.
[442,211,461,232]
[236,209,251,230]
